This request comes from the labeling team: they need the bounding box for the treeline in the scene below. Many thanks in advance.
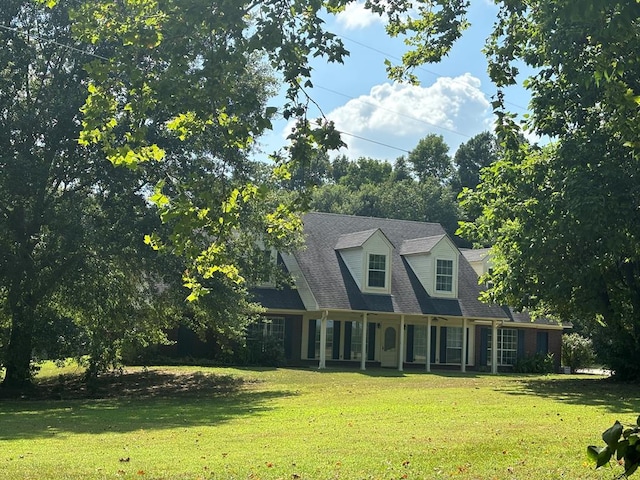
[281,131,499,244]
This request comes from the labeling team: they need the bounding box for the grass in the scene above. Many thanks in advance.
[1,364,639,480]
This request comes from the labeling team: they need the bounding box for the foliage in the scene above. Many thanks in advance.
[0,0,292,389]
[64,0,470,300]
[561,333,596,373]
[459,0,640,379]
[407,133,453,183]
[451,131,499,196]
[513,352,555,374]
[311,176,460,237]
[243,335,286,367]
[588,416,640,478]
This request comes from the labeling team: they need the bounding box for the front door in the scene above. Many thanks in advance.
[380,324,398,367]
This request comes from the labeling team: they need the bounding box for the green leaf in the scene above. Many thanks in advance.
[596,446,613,468]
[603,421,623,449]
[617,439,629,460]
[587,445,603,463]
[626,462,639,477]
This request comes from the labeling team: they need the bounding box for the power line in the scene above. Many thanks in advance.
[314,84,473,140]
[0,22,480,156]
[338,130,411,154]
[336,33,530,112]
[0,24,109,61]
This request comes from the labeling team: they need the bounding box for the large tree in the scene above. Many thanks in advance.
[460,1,640,379]
[0,0,281,390]
[450,131,498,196]
[407,133,453,183]
[1,0,472,388]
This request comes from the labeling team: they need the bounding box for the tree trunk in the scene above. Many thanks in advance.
[1,300,35,391]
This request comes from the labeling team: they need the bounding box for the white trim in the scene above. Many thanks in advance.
[426,316,432,372]
[361,313,368,371]
[318,310,328,369]
[399,315,405,372]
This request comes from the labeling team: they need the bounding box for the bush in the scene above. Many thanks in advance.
[562,333,596,373]
[513,352,555,374]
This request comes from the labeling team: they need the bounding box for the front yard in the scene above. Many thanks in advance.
[1,364,638,479]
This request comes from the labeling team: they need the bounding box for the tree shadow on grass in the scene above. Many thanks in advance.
[0,369,295,440]
[500,376,640,414]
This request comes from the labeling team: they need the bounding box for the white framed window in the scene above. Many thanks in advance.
[445,326,462,363]
[413,325,428,362]
[436,259,453,292]
[350,321,363,360]
[367,253,387,288]
[488,328,518,366]
[248,317,285,350]
[314,320,334,360]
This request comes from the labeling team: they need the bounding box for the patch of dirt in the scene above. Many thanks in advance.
[2,369,255,401]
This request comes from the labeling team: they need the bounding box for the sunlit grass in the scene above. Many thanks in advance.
[1,364,637,479]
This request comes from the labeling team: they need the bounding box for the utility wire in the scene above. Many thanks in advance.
[0,22,483,155]
[0,23,109,61]
[337,33,530,112]
[314,84,473,140]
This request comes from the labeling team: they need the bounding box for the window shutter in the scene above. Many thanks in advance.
[439,327,447,363]
[517,329,526,359]
[307,319,316,359]
[536,331,549,353]
[343,321,352,360]
[367,322,376,361]
[332,321,341,360]
[430,326,437,363]
[406,325,414,362]
[479,327,488,366]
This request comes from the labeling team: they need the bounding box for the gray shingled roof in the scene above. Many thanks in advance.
[335,229,380,250]
[294,212,510,320]
[399,235,446,255]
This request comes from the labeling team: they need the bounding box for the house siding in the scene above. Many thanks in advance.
[340,249,363,289]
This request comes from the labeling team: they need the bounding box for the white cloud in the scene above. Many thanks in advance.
[325,74,493,160]
[335,1,385,30]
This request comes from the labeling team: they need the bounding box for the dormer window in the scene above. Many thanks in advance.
[436,259,453,292]
[367,254,387,288]
[335,228,393,294]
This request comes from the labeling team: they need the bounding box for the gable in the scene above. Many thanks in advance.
[401,235,459,298]
[336,228,393,294]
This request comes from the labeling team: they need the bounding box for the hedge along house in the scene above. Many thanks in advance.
[251,212,565,373]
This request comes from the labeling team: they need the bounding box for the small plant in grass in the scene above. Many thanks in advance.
[588,415,640,478]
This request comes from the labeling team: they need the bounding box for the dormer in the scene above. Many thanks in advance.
[400,234,459,298]
[461,248,491,277]
[335,228,393,294]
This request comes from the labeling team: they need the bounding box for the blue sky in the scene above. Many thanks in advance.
[256,1,533,163]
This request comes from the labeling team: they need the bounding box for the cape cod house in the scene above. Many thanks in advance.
[250,212,565,373]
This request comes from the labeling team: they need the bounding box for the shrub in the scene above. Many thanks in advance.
[562,333,596,372]
[513,352,555,374]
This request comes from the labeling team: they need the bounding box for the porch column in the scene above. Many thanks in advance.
[361,313,368,371]
[491,320,498,374]
[398,315,405,372]
[318,310,328,369]
[426,316,432,372]
[461,318,467,373]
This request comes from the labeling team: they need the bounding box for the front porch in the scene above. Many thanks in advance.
[301,311,504,374]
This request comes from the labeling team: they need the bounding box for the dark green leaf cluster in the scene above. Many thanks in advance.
[588,416,640,478]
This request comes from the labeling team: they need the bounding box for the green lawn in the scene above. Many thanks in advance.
[1,365,638,480]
